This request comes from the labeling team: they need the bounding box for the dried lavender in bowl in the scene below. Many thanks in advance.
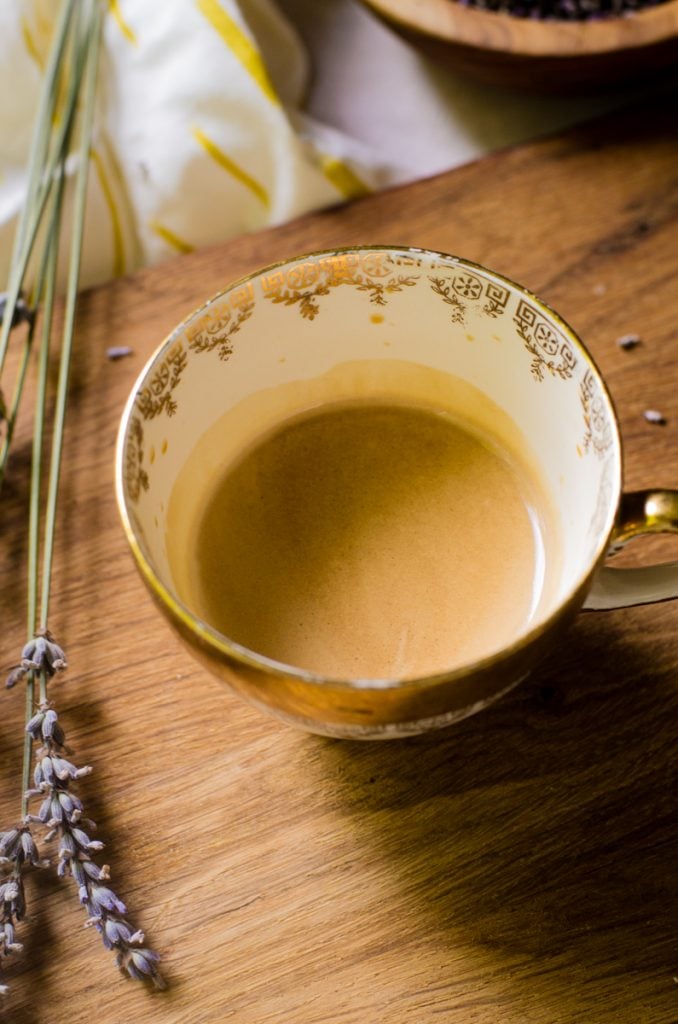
[457,0,670,18]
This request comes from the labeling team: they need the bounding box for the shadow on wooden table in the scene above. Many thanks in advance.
[311,611,677,1019]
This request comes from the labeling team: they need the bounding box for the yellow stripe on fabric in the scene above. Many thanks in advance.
[196,0,279,107]
[21,19,44,70]
[319,155,371,200]
[91,147,126,277]
[108,0,138,46]
[149,222,195,255]
[192,126,270,209]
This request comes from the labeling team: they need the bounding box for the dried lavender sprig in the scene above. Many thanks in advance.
[24,702,165,989]
[0,4,82,992]
[2,0,163,995]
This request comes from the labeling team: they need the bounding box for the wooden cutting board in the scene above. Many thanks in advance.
[1,92,677,1024]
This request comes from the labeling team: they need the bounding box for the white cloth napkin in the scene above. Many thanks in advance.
[0,0,394,290]
[0,0,623,290]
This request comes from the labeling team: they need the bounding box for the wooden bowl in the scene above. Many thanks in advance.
[360,0,678,91]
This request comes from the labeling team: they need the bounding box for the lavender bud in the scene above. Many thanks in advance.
[0,830,20,858]
[4,882,19,902]
[38,797,52,823]
[58,791,82,815]
[41,709,59,739]
[25,710,45,738]
[5,878,25,918]
[19,831,40,866]
[72,827,93,850]
[104,918,134,947]
[90,885,127,915]
[49,797,64,822]
[40,756,55,785]
[21,634,67,676]
[123,947,163,986]
[59,832,76,857]
[71,860,86,886]
[52,756,86,780]
[82,860,106,880]
[5,665,26,689]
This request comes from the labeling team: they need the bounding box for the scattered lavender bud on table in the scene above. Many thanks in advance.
[105,346,134,361]
[643,409,667,425]
[616,333,641,350]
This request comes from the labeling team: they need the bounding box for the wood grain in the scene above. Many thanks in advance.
[1,93,677,1023]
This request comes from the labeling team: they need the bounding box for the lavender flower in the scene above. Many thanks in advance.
[22,699,164,989]
[2,629,163,995]
[118,947,163,987]
[21,629,67,676]
[6,629,67,690]
[5,666,27,690]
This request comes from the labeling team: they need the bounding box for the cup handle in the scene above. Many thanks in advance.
[584,490,678,610]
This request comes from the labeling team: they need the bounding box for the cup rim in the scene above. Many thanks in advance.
[115,244,623,692]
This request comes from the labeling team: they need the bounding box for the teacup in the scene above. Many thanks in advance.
[115,246,678,738]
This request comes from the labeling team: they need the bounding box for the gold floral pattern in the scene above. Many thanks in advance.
[429,271,511,324]
[429,277,466,324]
[580,369,613,458]
[514,299,577,382]
[261,251,421,319]
[136,341,187,419]
[355,275,418,306]
[186,303,254,360]
[125,415,149,502]
[266,283,330,321]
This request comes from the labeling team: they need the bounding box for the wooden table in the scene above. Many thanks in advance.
[1,92,677,1024]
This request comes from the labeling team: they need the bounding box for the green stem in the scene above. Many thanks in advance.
[18,0,103,816]
[14,1,76,258]
[20,185,65,821]
[21,674,35,818]
[0,178,67,492]
[40,0,102,627]
[27,189,65,635]
[0,1,85,377]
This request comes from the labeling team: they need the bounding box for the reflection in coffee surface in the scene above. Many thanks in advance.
[170,398,556,680]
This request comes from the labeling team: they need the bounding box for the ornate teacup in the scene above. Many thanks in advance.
[116,247,678,738]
